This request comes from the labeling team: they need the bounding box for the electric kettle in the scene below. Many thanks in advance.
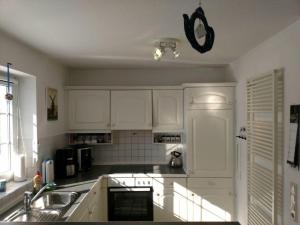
[169,151,183,168]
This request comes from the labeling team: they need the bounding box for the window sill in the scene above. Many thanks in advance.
[0,180,32,215]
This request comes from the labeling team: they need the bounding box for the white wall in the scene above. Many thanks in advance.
[67,67,227,86]
[0,30,68,175]
[227,19,300,225]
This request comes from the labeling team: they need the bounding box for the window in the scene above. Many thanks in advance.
[0,76,17,175]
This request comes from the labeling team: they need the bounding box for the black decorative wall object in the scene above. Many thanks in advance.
[287,105,300,169]
[183,6,215,54]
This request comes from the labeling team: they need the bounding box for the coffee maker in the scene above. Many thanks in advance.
[54,148,78,179]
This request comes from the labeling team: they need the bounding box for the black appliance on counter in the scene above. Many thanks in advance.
[76,145,92,172]
[54,148,78,179]
[108,187,153,221]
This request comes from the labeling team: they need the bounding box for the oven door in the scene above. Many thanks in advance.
[108,187,153,221]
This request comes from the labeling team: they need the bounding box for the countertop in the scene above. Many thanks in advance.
[1,165,188,222]
[55,164,186,185]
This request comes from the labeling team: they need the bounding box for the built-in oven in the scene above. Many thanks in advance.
[108,186,153,221]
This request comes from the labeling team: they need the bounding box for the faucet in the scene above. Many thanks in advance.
[24,183,54,212]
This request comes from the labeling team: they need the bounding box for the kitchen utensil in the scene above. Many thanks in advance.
[169,151,183,168]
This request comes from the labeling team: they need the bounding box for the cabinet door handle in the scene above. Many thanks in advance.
[157,193,160,197]
[191,193,194,196]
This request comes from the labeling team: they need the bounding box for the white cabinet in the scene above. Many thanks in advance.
[186,109,233,177]
[68,90,110,130]
[68,178,107,222]
[153,178,187,222]
[111,90,152,130]
[184,86,234,177]
[185,86,234,110]
[153,90,183,132]
[187,178,234,222]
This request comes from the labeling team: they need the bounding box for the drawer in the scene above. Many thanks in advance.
[108,177,135,187]
[153,177,186,189]
[187,178,233,189]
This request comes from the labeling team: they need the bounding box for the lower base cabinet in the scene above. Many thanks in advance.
[187,178,234,222]
[153,178,188,222]
[68,177,107,222]
[153,177,234,222]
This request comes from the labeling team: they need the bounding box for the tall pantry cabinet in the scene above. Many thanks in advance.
[183,84,235,221]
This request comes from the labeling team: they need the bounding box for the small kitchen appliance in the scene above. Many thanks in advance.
[75,145,92,172]
[169,151,183,168]
[54,148,78,179]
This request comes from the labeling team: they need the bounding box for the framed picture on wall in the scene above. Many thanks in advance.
[47,87,58,121]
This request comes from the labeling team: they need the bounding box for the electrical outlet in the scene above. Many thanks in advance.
[290,182,297,222]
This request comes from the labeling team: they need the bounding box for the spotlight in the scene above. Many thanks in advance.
[153,47,164,61]
[153,38,180,61]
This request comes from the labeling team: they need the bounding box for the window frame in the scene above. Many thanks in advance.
[0,74,18,178]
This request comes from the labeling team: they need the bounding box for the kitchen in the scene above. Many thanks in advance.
[0,1,300,225]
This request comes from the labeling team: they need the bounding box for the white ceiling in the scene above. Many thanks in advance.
[0,0,299,69]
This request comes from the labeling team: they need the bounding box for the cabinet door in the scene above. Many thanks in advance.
[88,184,101,222]
[68,200,90,222]
[111,90,152,130]
[187,110,233,177]
[68,90,110,130]
[184,87,234,110]
[153,90,183,132]
[187,188,233,221]
[153,178,187,222]
[153,189,187,222]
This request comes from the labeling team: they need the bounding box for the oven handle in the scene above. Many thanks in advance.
[109,187,152,192]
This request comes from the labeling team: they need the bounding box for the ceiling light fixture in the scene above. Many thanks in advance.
[153,38,180,61]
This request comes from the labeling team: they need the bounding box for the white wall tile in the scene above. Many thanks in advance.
[92,130,182,165]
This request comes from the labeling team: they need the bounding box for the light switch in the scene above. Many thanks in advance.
[290,182,297,222]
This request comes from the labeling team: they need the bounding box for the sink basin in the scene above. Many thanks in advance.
[31,191,79,210]
[4,191,80,222]
[6,210,61,222]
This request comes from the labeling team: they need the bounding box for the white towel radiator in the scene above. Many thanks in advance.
[247,70,283,225]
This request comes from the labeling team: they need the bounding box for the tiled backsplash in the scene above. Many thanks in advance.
[92,130,182,165]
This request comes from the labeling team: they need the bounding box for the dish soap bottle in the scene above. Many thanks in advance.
[33,171,43,194]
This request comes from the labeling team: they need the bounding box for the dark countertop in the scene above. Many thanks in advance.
[55,164,186,185]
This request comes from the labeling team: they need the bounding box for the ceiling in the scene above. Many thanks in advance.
[0,0,299,69]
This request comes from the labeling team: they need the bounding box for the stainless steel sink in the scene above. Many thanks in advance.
[31,191,79,210]
[5,210,61,222]
[4,191,80,222]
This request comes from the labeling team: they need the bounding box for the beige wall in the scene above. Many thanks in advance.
[67,67,227,86]
[0,30,68,174]
[227,19,300,225]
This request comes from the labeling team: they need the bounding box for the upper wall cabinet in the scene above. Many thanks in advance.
[153,90,183,132]
[111,90,152,130]
[185,87,234,110]
[68,90,110,131]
